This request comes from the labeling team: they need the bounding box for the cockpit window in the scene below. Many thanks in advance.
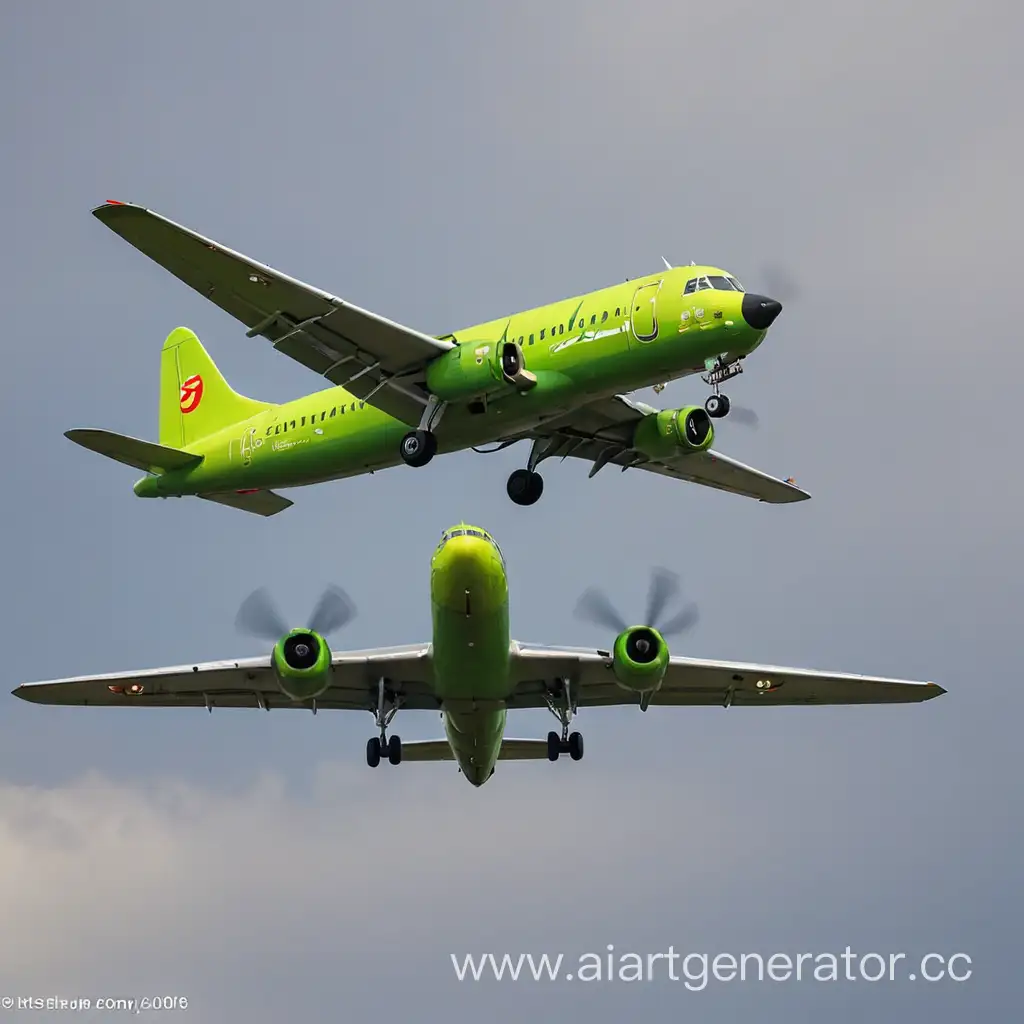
[438,527,504,565]
[727,276,744,291]
[706,275,737,291]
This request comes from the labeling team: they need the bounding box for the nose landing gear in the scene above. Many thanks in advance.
[701,356,744,419]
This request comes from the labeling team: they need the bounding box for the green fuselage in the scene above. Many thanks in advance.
[429,526,511,786]
[134,268,768,500]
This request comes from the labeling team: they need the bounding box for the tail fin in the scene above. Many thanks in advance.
[160,327,273,448]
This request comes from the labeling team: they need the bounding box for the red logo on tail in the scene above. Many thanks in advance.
[179,374,204,414]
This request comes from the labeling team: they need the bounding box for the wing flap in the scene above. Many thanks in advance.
[93,202,453,424]
[66,428,203,475]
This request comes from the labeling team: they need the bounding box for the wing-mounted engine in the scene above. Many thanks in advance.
[272,629,332,700]
[632,406,714,459]
[575,567,699,711]
[425,337,536,402]
[611,625,669,693]
[235,584,356,704]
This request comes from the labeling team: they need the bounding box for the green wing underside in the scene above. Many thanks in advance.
[516,395,811,504]
[13,644,943,710]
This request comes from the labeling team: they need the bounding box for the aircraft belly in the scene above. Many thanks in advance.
[444,706,506,787]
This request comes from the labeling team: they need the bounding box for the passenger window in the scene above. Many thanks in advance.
[559,324,564,334]
[601,311,608,322]
[330,407,336,418]
[274,424,281,434]
[290,420,296,430]
[529,333,535,345]
[615,307,621,317]
[590,314,596,325]
[359,401,365,409]
[301,416,306,426]
[540,329,546,339]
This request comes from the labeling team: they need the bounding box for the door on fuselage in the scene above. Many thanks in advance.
[629,280,663,346]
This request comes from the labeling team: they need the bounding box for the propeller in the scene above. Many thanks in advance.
[235,585,357,642]
[574,567,699,639]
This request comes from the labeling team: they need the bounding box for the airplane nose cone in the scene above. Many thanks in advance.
[741,293,783,330]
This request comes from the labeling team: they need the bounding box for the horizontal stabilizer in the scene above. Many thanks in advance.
[400,738,551,762]
[200,489,294,517]
[66,428,202,475]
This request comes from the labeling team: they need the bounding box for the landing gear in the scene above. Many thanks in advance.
[399,429,437,467]
[704,393,731,419]
[543,678,584,762]
[547,730,584,761]
[399,396,446,468]
[366,679,403,767]
[701,356,743,419]
[365,735,402,767]
[506,468,544,506]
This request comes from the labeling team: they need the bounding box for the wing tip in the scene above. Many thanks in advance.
[91,199,144,221]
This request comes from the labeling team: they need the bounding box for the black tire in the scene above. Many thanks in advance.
[507,469,544,506]
[568,731,584,762]
[387,735,402,765]
[705,394,730,419]
[546,730,562,762]
[400,430,436,468]
[366,736,381,768]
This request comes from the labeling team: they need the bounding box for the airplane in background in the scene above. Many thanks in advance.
[13,524,945,788]
[65,201,810,517]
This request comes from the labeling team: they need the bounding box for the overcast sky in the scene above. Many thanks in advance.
[1,0,1021,1020]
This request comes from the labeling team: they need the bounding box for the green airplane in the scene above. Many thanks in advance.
[13,524,944,787]
[66,201,810,516]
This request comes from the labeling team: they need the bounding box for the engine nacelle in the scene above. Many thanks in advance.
[632,406,714,459]
[425,339,536,402]
[611,626,670,693]
[272,629,332,701]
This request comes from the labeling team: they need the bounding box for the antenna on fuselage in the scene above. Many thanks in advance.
[660,256,673,270]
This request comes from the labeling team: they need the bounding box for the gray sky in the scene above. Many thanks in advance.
[1,0,1021,1020]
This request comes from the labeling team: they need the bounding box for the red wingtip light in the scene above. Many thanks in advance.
[105,199,125,205]
[107,685,124,694]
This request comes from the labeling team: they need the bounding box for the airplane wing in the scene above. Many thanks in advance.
[92,201,454,425]
[12,645,437,711]
[505,644,945,709]
[517,394,810,504]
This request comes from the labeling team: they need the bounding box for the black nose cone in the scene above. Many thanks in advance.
[741,293,783,330]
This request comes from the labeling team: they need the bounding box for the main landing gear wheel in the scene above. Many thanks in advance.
[705,394,731,419]
[366,735,403,767]
[507,468,544,506]
[399,429,437,468]
[368,679,404,767]
[547,730,585,762]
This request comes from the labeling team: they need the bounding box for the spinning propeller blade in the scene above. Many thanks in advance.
[574,568,699,638]
[236,585,358,641]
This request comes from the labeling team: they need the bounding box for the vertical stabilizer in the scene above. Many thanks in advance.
[159,327,272,447]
